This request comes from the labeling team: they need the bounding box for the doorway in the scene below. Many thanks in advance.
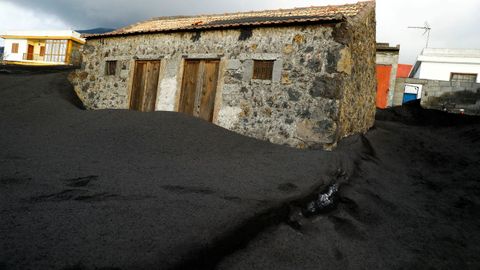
[130,60,161,112]
[179,59,220,122]
[27,45,34,60]
[376,65,392,109]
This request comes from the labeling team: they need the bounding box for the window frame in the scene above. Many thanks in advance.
[252,60,275,80]
[105,60,118,76]
[450,72,477,83]
[39,46,46,57]
[11,43,19,54]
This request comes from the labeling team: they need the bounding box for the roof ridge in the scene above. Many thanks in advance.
[115,1,367,32]
[147,1,367,21]
[88,1,373,39]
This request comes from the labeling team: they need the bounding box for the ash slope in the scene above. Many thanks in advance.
[1,71,480,270]
[0,71,352,270]
[219,105,480,269]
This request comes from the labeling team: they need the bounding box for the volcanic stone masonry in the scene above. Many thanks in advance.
[69,2,376,149]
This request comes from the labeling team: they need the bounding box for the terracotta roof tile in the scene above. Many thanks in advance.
[87,1,372,39]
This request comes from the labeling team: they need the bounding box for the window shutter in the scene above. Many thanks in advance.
[11,43,19,54]
[105,61,117,75]
[253,60,274,80]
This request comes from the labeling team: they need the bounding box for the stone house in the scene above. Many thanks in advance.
[69,1,376,149]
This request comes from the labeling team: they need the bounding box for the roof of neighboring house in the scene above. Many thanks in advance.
[376,42,400,52]
[410,48,480,77]
[396,64,412,78]
[417,48,480,63]
[0,30,85,44]
[87,1,373,39]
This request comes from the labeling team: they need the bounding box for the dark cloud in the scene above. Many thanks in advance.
[5,0,323,29]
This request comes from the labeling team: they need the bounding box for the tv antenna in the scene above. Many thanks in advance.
[408,21,431,48]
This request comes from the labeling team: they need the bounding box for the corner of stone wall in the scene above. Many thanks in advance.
[336,2,376,141]
[68,42,98,109]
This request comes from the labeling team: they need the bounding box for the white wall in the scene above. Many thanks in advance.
[417,62,480,83]
[3,39,27,61]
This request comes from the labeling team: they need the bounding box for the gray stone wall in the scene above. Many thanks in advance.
[336,4,377,141]
[70,17,376,149]
[394,78,480,115]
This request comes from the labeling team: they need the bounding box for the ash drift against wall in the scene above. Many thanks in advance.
[69,2,376,149]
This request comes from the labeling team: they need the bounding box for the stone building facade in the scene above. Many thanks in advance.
[69,1,376,149]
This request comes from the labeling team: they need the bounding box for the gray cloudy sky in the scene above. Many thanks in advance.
[0,0,479,64]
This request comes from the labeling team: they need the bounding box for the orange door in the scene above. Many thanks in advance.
[376,65,392,109]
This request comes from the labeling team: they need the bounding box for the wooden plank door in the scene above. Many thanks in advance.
[198,60,220,121]
[130,60,161,112]
[27,45,34,60]
[179,60,201,116]
[179,59,220,122]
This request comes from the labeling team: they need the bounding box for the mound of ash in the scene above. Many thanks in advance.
[376,99,480,126]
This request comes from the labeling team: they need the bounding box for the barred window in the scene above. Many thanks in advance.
[450,73,477,83]
[105,61,117,76]
[253,60,274,80]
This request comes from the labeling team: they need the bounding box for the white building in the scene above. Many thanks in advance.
[1,30,85,65]
[410,48,480,83]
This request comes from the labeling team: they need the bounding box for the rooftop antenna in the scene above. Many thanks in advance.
[408,21,431,48]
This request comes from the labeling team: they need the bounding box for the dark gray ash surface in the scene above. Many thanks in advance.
[1,70,479,270]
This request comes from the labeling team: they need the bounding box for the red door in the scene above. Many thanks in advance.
[376,65,392,109]
[27,45,34,60]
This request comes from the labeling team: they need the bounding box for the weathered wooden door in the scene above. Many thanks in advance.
[179,59,220,122]
[27,45,34,60]
[130,60,161,112]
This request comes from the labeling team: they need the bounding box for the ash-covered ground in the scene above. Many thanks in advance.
[1,70,479,270]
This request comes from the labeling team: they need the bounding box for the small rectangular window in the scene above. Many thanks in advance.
[39,46,46,57]
[451,73,477,83]
[253,60,274,80]
[11,43,19,54]
[105,60,117,76]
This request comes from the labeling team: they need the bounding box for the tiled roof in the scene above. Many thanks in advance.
[87,1,373,39]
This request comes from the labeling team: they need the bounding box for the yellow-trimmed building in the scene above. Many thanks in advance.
[0,30,85,66]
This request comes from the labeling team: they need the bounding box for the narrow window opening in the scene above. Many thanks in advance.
[105,60,117,76]
[253,60,274,80]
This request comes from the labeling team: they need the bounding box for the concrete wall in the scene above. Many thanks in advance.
[3,39,27,61]
[415,61,480,83]
[394,77,480,115]
[70,13,376,149]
